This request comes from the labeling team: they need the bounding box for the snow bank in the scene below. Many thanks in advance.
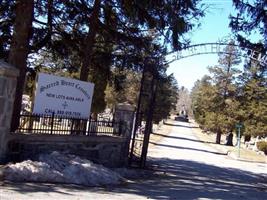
[4,151,124,186]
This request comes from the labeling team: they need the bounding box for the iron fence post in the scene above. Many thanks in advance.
[17,113,118,136]
[87,115,91,135]
[50,112,54,134]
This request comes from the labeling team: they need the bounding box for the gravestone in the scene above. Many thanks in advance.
[0,60,19,163]
[225,132,233,146]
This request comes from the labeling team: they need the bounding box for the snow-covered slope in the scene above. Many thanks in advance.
[4,151,124,186]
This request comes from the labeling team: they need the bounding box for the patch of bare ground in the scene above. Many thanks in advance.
[149,119,173,147]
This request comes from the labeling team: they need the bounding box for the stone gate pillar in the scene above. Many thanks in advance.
[0,60,19,163]
[114,102,135,164]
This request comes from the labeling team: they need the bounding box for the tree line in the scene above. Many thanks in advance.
[1,0,204,130]
[191,0,267,143]
[1,0,266,134]
[191,42,266,143]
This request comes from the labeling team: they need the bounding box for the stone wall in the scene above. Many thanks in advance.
[7,134,127,167]
[0,62,135,167]
[5,103,135,167]
[0,61,19,163]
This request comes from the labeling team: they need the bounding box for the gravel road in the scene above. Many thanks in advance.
[1,120,266,200]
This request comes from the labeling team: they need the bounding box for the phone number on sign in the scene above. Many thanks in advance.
[56,110,81,117]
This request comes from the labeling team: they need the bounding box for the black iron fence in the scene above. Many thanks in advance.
[16,113,123,136]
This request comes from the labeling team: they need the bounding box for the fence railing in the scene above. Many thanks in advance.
[16,113,123,136]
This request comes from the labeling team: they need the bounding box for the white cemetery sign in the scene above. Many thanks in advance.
[33,73,94,119]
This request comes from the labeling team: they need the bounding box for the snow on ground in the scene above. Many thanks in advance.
[4,151,124,186]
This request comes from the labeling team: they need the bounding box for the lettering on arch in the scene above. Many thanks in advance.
[167,43,267,66]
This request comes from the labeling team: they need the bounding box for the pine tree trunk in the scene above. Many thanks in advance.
[216,129,222,144]
[79,0,101,81]
[9,0,34,132]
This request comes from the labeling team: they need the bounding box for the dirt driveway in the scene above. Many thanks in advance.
[1,120,266,200]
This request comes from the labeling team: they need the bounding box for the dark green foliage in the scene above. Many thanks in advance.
[105,68,178,123]
[236,61,267,137]
[0,0,15,60]
[154,74,179,123]
[257,141,267,155]
[1,0,205,63]
[192,42,267,140]
[2,0,205,128]
[230,0,267,47]
[105,68,141,108]
[191,42,242,143]
[232,16,267,138]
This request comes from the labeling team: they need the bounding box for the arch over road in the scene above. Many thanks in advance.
[166,42,267,66]
[131,42,267,167]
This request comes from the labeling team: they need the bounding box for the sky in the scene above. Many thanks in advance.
[166,0,246,91]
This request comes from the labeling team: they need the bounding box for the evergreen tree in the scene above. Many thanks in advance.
[2,0,205,129]
[105,68,141,110]
[154,73,179,123]
[191,75,215,129]
[192,42,242,144]
[207,43,241,143]
[230,1,267,138]
[237,59,267,137]
[0,0,15,60]
[230,0,267,48]
[8,0,34,131]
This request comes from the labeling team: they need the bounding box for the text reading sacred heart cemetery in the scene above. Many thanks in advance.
[33,73,94,119]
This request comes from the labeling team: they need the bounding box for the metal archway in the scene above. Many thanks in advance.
[129,42,266,168]
[165,42,267,66]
